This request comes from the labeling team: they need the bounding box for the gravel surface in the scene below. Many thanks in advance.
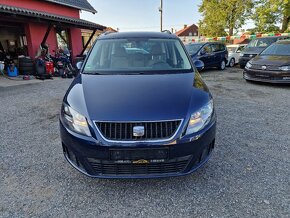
[1,68,290,217]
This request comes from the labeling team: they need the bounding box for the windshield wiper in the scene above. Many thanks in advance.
[82,72,103,75]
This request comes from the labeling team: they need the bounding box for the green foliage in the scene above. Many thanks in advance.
[198,0,253,37]
[252,0,290,32]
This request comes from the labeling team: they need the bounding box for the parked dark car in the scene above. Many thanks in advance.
[185,42,228,70]
[239,36,289,68]
[243,40,290,83]
[60,32,216,179]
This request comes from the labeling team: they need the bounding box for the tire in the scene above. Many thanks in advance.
[229,58,235,67]
[19,62,34,68]
[19,57,33,64]
[19,57,34,74]
[219,60,226,70]
[19,66,35,75]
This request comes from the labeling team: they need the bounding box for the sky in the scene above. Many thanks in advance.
[80,0,203,32]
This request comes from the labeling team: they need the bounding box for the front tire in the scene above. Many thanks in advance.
[229,58,235,67]
[219,60,226,70]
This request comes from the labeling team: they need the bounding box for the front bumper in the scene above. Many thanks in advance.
[60,119,216,179]
[243,68,290,83]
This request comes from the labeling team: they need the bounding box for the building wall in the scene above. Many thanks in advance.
[0,0,79,18]
[25,23,57,58]
[70,28,83,59]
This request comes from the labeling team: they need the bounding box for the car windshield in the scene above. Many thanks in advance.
[247,38,277,48]
[83,38,192,74]
[185,44,203,55]
[226,46,236,53]
[260,43,290,56]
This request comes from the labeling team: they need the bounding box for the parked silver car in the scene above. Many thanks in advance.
[226,44,247,67]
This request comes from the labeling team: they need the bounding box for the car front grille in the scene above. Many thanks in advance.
[95,120,182,142]
[243,54,257,58]
[251,64,279,71]
[87,156,190,175]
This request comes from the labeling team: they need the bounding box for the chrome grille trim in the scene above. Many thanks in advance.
[251,64,280,71]
[93,119,184,143]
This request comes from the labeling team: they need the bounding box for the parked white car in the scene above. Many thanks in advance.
[226,44,247,67]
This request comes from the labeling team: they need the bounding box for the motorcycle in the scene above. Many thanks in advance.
[52,48,75,78]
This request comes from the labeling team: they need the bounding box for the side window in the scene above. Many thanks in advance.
[202,45,212,53]
[211,44,225,52]
[237,46,245,53]
[211,44,218,52]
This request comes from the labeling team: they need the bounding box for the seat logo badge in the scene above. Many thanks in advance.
[133,159,149,164]
[262,66,267,70]
[133,126,145,137]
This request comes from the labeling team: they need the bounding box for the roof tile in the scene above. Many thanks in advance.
[44,0,97,13]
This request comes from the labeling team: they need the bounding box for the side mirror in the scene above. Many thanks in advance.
[194,60,204,72]
[200,50,206,56]
[76,61,83,70]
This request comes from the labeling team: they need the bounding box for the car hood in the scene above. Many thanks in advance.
[243,47,266,55]
[65,73,211,122]
[251,55,290,66]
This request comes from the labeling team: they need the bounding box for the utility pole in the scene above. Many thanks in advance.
[159,0,163,32]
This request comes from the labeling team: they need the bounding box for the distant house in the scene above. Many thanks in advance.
[175,24,199,43]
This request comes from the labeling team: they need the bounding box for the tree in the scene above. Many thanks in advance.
[198,0,253,37]
[252,0,290,33]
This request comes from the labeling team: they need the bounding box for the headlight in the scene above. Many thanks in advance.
[245,62,252,69]
[240,53,244,57]
[61,103,91,136]
[279,66,290,71]
[186,99,214,135]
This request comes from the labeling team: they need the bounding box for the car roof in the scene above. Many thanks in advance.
[98,31,178,40]
[255,36,289,39]
[275,40,290,44]
[186,43,204,46]
[187,42,225,46]
[227,44,247,47]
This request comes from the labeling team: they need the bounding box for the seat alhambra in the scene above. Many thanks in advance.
[59,31,216,178]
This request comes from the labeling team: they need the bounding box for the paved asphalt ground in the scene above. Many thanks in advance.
[1,67,289,217]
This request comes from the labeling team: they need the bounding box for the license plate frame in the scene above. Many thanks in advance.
[110,148,169,161]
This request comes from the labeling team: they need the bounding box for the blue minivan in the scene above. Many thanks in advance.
[60,32,216,178]
[185,42,228,70]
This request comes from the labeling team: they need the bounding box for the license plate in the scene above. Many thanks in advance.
[110,148,169,160]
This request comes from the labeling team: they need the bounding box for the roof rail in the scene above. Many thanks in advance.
[162,30,172,34]
[101,31,115,36]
